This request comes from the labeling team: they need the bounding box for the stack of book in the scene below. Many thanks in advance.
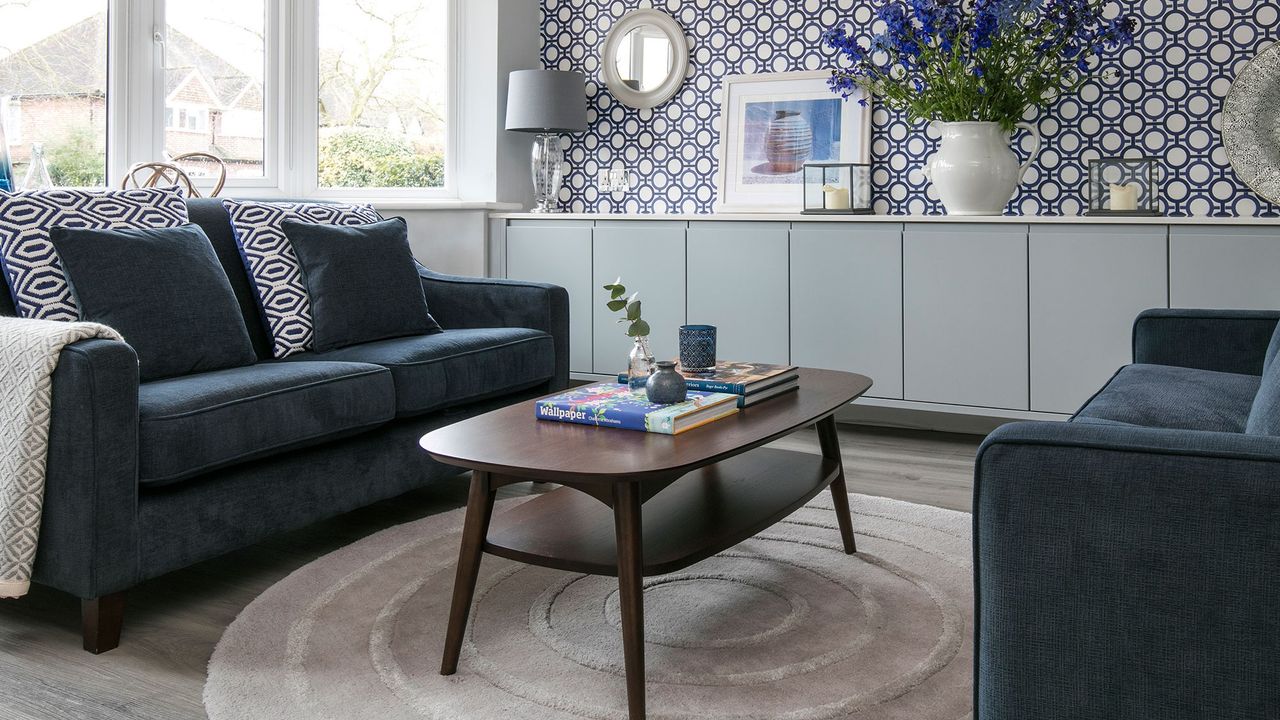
[535,384,740,435]
[618,361,799,408]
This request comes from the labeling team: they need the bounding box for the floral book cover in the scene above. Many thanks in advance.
[535,383,739,435]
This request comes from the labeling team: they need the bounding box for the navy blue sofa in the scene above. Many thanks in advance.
[0,199,569,653]
[975,309,1280,719]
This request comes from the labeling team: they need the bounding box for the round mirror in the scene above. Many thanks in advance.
[602,10,688,109]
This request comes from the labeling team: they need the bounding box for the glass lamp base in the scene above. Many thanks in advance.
[531,134,565,213]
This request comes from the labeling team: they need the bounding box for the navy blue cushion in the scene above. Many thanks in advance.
[1263,320,1280,377]
[282,217,440,352]
[138,361,395,486]
[1246,358,1280,435]
[50,223,257,381]
[282,328,554,417]
[184,198,275,359]
[1073,364,1260,433]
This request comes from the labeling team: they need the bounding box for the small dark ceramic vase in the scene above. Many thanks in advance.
[645,361,688,404]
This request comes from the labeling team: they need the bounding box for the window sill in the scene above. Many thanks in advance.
[361,199,525,212]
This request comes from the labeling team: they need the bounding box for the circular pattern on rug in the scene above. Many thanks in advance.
[205,493,973,720]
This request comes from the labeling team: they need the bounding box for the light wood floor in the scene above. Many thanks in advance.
[0,423,980,720]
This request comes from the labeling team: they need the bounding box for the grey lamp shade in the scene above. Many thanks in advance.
[505,69,588,133]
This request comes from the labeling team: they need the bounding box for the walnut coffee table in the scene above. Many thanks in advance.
[420,368,872,719]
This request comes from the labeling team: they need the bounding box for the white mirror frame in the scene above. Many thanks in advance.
[601,9,689,110]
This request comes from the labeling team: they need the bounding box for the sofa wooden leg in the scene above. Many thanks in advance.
[81,592,126,654]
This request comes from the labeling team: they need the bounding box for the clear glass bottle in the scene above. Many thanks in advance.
[626,335,656,388]
[21,143,53,190]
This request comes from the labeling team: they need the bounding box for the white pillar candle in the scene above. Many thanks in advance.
[1109,183,1140,211]
[822,184,851,210]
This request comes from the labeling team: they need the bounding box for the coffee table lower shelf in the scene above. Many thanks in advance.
[484,447,840,577]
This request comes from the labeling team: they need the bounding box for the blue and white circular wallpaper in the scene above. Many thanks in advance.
[540,0,1280,216]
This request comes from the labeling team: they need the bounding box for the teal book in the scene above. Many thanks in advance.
[617,360,799,395]
[535,383,739,435]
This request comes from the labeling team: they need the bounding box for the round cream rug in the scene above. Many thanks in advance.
[205,493,973,720]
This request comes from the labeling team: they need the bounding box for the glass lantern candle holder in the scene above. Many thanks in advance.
[802,162,873,215]
[1085,157,1161,216]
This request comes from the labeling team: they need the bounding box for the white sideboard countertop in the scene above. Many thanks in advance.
[490,212,1280,226]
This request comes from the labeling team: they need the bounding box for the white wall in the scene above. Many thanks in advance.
[457,0,540,207]
[394,0,539,278]
[400,209,490,277]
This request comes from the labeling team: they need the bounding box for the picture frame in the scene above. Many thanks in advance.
[715,70,872,214]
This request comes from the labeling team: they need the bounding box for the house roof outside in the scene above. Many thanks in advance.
[0,13,261,111]
[0,13,107,98]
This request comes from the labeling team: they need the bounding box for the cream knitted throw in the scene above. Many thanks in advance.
[1,317,123,598]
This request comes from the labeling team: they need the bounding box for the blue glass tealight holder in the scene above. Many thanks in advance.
[679,325,717,374]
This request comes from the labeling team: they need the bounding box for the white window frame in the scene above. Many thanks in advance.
[294,0,458,200]
[104,0,456,199]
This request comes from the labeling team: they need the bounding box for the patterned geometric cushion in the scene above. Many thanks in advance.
[0,188,189,321]
[223,200,382,358]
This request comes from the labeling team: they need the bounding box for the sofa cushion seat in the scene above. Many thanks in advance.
[1072,364,1260,433]
[138,361,395,486]
[282,328,554,418]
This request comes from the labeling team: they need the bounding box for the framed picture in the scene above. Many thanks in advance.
[715,70,872,214]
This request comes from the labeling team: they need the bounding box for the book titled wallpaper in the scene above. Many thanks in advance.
[535,384,739,435]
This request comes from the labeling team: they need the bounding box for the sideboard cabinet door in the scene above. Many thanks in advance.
[903,224,1029,410]
[505,221,595,375]
[686,222,790,366]
[790,224,904,398]
[592,222,688,375]
[1030,225,1168,414]
[1170,227,1280,310]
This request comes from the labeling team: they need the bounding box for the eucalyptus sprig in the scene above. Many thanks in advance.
[603,278,651,338]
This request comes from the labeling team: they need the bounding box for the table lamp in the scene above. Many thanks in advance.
[505,69,587,213]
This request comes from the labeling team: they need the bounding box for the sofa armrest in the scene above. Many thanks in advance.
[417,266,570,390]
[30,339,141,599]
[1132,308,1280,376]
[974,421,1280,719]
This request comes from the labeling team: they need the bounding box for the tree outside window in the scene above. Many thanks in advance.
[318,0,449,189]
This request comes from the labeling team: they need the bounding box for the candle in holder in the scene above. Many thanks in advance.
[1109,183,1139,211]
[822,184,851,210]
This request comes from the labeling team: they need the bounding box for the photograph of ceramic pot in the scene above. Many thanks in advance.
[764,110,813,174]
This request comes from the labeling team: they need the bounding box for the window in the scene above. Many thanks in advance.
[165,0,267,179]
[1,0,457,196]
[317,0,450,190]
[0,0,109,187]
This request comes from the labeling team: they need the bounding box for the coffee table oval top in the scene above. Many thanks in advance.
[420,368,872,482]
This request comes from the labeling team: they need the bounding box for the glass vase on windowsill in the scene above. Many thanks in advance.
[627,335,656,389]
[21,143,54,190]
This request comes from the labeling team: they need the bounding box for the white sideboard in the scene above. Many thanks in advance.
[491,214,1280,420]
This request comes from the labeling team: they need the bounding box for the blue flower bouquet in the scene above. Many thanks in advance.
[824,0,1138,128]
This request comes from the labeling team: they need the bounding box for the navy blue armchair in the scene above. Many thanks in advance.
[975,309,1280,720]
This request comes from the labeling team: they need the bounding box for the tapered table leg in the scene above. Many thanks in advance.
[613,481,646,720]
[441,471,496,675]
[817,415,857,554]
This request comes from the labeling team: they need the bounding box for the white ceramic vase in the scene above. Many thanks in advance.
[920,121,1042,216]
